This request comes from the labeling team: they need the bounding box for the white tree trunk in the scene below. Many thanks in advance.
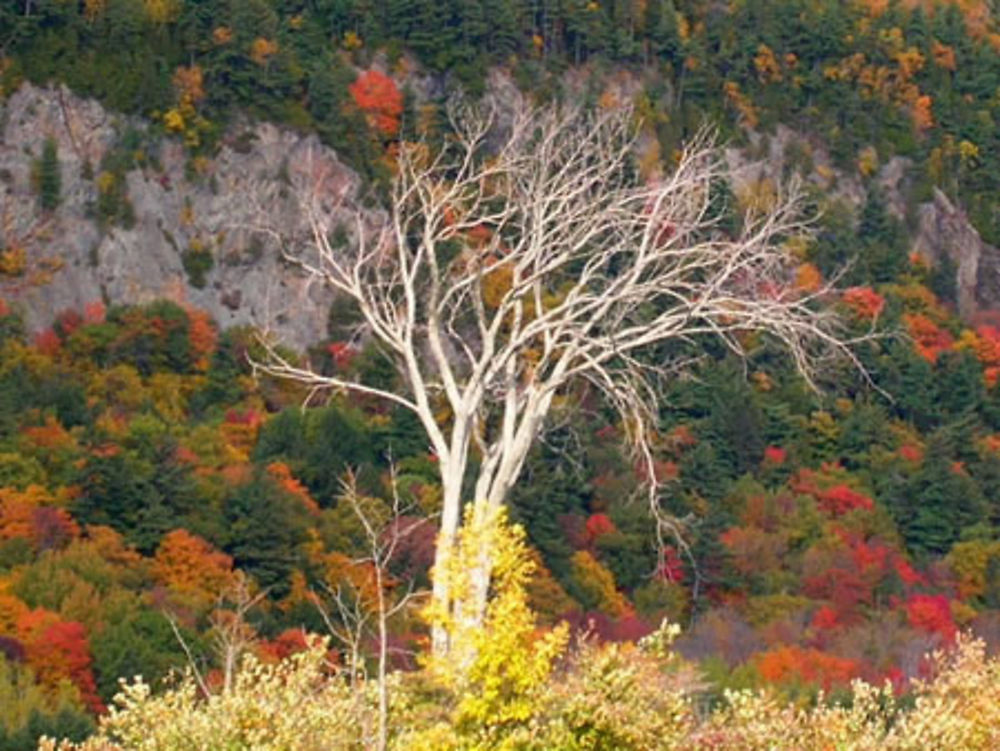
[259,97,872,658]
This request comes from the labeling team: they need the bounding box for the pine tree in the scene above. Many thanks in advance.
[35,138,61,212]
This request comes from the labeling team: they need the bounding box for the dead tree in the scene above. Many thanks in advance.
[260,97,867,656]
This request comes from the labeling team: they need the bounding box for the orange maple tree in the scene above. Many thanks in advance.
[349,70,403,137]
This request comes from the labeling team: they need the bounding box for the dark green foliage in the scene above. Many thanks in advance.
[0,707,94,751]
[253,402,377,505]
[75,424,203,554]
[182,246,214,289]
[90,606,188,703]
[220,470,310,598]
[33,137,61,212]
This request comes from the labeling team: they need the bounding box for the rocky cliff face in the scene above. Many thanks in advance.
[2,83,999,350]
[0,83,357,350]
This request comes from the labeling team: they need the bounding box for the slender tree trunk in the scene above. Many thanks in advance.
[429,457,465,656]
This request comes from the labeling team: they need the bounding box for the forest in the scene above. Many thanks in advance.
[4,0,1000,749]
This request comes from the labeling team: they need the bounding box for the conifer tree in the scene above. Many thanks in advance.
[35,138,61,212]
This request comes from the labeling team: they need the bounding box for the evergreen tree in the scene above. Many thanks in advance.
[34,137,61,212]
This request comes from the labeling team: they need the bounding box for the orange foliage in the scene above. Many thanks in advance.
[267,462,320,514]
[153,529,235,602]
[171,65,205,105]
[753,44,783,84]
[931,39,957,70]
[756,645,861,690]
[349,70,403,137]
[842,286,885,319]
[0,485,79,550]
[912,94,935,132]
[0,590,28,633]
[83,300,106,324]
[903,312,953,363]
[794,263,822,293]
[723,81,758,129]
[186,307,217,368]
[256,628,311,663]
[249,38,279,66]
[21,415,74,450]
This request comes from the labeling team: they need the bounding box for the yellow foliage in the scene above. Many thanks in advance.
[857,145,879,176]
[342,30,363,50]
[143,0,181,24]
[754,44,783,84]
[723,81,758,129]
[163,107,185,133]
[948,540,1000,600]
[570,550,629,617]
[421,504,569,742]
[0,246,26,277]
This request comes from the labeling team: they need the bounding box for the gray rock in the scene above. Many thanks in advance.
[0,83,359,351]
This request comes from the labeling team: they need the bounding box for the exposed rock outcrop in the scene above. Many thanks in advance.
[3,81,1000,349]
[0,83,357,350]
[912,187,1000,318]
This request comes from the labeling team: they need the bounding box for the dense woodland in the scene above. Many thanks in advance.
[5,0,1000,749]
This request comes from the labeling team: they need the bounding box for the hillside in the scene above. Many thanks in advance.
[4,1,1000,749]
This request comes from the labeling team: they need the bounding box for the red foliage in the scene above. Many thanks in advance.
[905,594,956,640]
[585,513,616,541]
[224,408,262,427]
[657,545,685,583]
[803,567,871,614]
[898,444,923,463]
[258,628,311,662]
[894,557,925,586]
[849,537,890,573]
[83,300,106,324]
[816,484,874,515]
[349,70,403,137]
[54,308,83,338]
[811,605,840,631]
[30,506,80,551]
[842,286,885,319]
[903,312,954,363]
[18,611,103,714]
[594,424,617,440]
[0,298,8,317]
[763,445,787,465]
[34,328,61,356]
[327,341,357,370]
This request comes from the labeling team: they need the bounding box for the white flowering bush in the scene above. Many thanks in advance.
[39,641,368,751]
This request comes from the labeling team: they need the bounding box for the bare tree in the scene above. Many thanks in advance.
[259,97,866,656]
[313,467,422,751]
